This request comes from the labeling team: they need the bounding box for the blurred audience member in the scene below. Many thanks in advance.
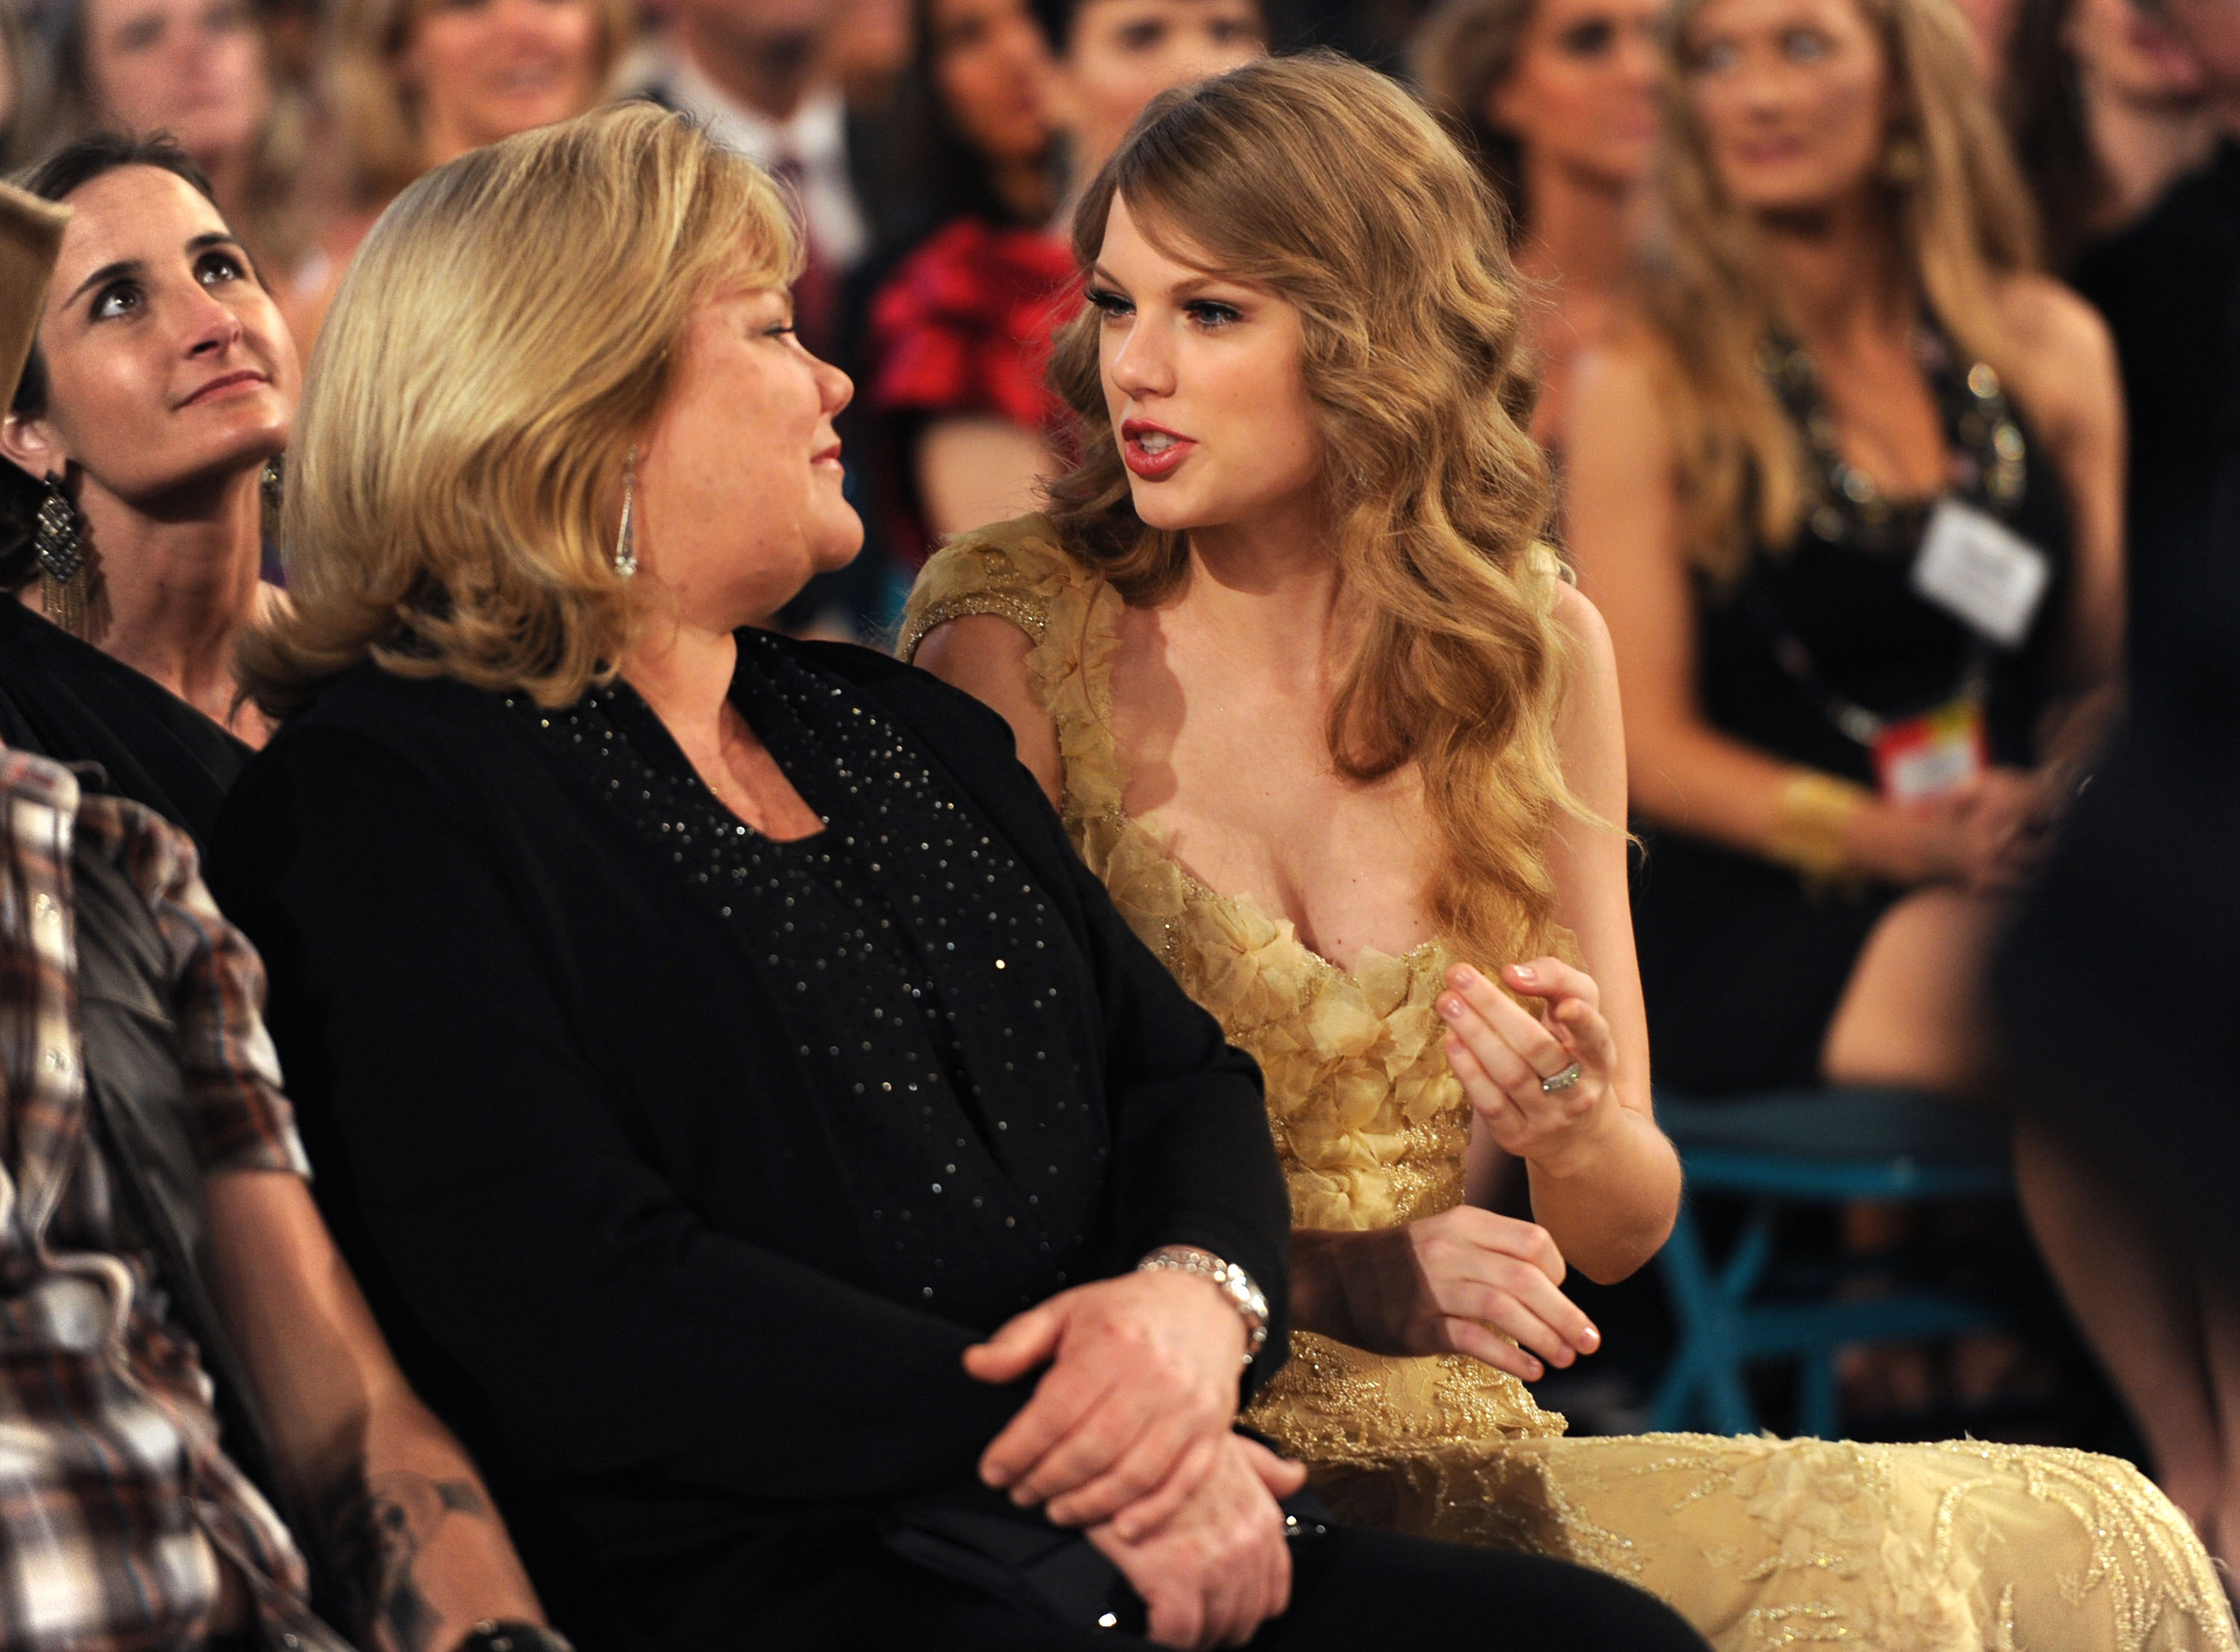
[635,0,878,355]
[1035,0,1263,196]
[829,0,913,110]
[1997,0,2240,1574]
[299,0,626,342]
[865,0,1067,552]
[2005,0,2215,269]
[0,3,28,163]
[36,0,314,285]
[2065,0,2238,638]
[0,135,296,848]
[1564,0,2129,1412]
[1414,0,1661,451]
[1567,0,2120,1106]
[1959,0,2026,76]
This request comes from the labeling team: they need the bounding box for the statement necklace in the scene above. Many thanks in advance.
[1755,320,2027,557]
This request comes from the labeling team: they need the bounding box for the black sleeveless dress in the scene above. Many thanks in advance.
[0,598,250,853]
[1632,319,2074,1097]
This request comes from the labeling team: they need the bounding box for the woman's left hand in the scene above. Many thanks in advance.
[1439,959,1623,1177]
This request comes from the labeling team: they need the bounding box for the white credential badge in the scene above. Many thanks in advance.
[1909,499,2052,649]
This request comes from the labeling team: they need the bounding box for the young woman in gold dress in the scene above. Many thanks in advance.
[900,49,2235,1652]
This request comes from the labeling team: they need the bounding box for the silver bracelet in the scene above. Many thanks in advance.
[1137,1245,1270,1368]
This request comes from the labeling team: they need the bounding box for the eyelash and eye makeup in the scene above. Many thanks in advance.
[88,248,249,321]
[1083,288,1243,329]
[1558,19,1617,54]
[1691,25,1834,69]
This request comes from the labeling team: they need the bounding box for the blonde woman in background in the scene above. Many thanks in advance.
[1413,0,1661,450]
[1568,0,2240,1585]
[906,52,2233,1649]
[292,0,629,341]
[35,0,316,287]
[1559,0,2240,1585]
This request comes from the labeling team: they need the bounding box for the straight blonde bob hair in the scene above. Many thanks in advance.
[241,102,800,717]
[1643,0,2041,580]
[1045,52,1575,972]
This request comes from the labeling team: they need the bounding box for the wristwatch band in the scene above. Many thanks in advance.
[1136,1245,1270,1368]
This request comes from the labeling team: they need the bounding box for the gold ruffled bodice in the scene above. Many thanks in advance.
[902,519,1563,1459]
[901,519,2239,1652]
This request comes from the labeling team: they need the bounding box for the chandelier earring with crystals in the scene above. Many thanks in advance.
[32,474,92,636]
[613,448,638,579]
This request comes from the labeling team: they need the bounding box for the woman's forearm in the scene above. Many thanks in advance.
[1284,1227,1360,1344]
[1523,1106,1681,1285]
[1632,717,1954,886]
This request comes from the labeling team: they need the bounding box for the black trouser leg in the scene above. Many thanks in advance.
[1257,1527,1708,1651]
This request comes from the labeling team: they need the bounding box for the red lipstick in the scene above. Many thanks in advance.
[1121,418,1195,481]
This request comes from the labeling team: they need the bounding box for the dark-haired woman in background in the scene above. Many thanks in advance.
[0,134,296,849]
[1413,0,1661,449]
[2003,0,2215,270]
[863,0,1071,557]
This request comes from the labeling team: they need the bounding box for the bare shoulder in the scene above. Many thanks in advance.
[911,612,1036,706]
[1552,579,1617,664]
[1994,273,2121,438]
[911,615,1063,805]
[1567,325,1668,418]
[1564,322,1677,468]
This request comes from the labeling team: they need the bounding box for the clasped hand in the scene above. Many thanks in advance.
[963,1269,1303,1648]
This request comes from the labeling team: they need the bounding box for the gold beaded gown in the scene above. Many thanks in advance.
[900,517,2237,1652]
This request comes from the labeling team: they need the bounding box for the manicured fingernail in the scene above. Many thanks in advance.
[1440,997,1463,1019]
[1580,1324,1601,1350]
[1511,964,1536,982]
[1522,1359,1544,1380]
[1451,965,1478,987]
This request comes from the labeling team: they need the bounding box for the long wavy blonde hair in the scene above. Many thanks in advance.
[240,102,799,717]
[1645,0,2041,579]
[1045,52,1575,969]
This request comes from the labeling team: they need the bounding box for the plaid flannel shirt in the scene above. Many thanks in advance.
[0,745,332,1651]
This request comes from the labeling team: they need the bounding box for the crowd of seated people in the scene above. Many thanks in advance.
[1,0,2239,1639]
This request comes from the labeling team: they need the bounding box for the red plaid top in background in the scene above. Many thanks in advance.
[0,745,332,1651]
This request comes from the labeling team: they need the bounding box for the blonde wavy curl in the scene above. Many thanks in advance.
[1044,52,1581,970]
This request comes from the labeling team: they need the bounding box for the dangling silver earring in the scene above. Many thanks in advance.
[33,475,90,636]
[261,455,284,511]
[613,449,638,579]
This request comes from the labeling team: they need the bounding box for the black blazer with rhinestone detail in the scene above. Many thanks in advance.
[207,632,1290,1650]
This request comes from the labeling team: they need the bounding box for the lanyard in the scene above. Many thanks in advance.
[1737,564,1991,749]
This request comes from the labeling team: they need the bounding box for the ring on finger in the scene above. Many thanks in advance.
[1539,1060,1584,1094]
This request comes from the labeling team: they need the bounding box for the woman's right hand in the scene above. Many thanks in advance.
[1899,767,2061,892]
[1291,1211,1601,1383]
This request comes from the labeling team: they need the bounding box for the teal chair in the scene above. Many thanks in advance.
[1649,1087,2014,1439]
